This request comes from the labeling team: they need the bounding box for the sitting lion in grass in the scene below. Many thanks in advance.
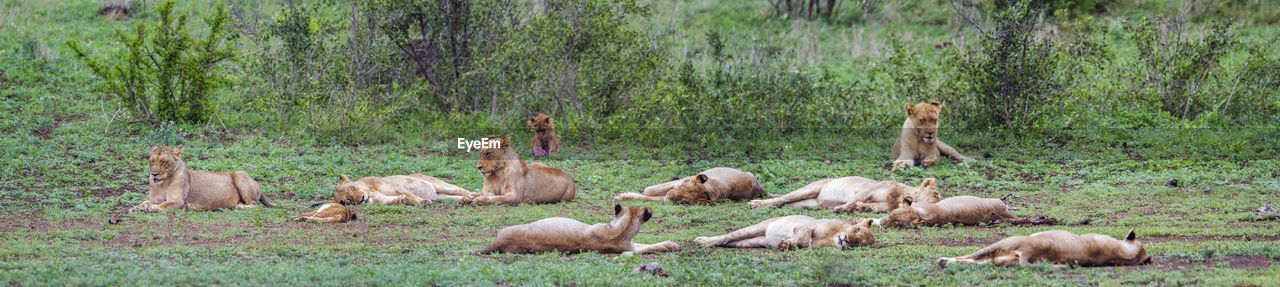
[527,113,562,155]
[471,204,681,254]
[294,201,356,223]
[334,174,473,205]
[876,196,1057,228]
[892,101,973,168]
[614,167,766,205]
[694,216,875,250]
[462,135,576,205]
[129,145,276,212]
[937,229,1152,268]
[749,177,942,213]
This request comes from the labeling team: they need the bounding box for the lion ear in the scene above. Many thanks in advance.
[148,144,160,154]
[527,118,535,126]
[920,178,937,189]
[856,218,873,228]
[338,174,352,184]
[1125,228,1136,241]
[173,145,184,155]
[695,174,709,184]
[614,204,623,216]
[903,198,914,207]
[641,207,653,222]
[930,101,941,107]
[501,134,512,148]
[905,102,915,115]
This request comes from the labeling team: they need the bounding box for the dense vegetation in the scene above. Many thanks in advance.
[1,0,1277,285]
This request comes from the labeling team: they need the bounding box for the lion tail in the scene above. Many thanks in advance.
[259,195,278,208]
[995,215,1058,226]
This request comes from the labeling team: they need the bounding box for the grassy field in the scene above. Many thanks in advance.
[2,0,1279,286]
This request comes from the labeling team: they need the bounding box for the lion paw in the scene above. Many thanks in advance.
[892,160,914,168]
[776,240,797,251]
[693,237,716,247]
[748,200,769,208]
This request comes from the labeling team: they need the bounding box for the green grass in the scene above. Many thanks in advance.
[2,0,1278,286]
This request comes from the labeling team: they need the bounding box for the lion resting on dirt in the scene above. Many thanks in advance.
[462,135,576,205]
[694,216,875,250]
[129,145,275,212]
[892,101,973,168]
[614,167,766,205]
[937,229,1152,267]
[334,174,474,205]
[749,177,942,213]
[471,204,681,254]
[294,201,357,223]
[527,113,562,155]
[876,196,1056,228]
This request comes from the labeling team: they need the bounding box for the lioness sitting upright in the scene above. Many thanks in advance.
[462,135,576,205]
[937,229,1152,268]
[614,167,766,205]
[527,113,561,155]
[129,145,276,212]
[877,196,1055,228]
[694,216,875,250]
[471,204,681,254]
[892,101,973,168]
[749,177,942,213]
[334,174,474,205]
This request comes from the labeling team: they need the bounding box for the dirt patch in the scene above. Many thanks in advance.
[1143,235,1280,243]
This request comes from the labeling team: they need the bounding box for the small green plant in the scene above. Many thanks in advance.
[953,0,1066,129]
[1127,17,1237,120]
[67,0,236,125]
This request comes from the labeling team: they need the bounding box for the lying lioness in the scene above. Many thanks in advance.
[877,196,1057,228]
[527,113,562,155]
[694,216,875,250]
[614,167,766,205]
[937,229,1152,268]
[463,135,576,205]
[334,174,473,205]
[294,201,356,223]
[129,145,276,212]
[471,204,681,254]
[892,101,973,168]
[749,177,942,213]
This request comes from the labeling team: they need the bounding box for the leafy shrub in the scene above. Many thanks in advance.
[1127,17,1237,119]
[953,0,1066,129]
[67,0,236,125]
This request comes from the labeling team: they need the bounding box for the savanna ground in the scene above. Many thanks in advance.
[2,0,1279,286]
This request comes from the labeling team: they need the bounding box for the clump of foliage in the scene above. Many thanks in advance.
[952,0,1067,129]
[67,0,236,125]
[1127,17,1237,120]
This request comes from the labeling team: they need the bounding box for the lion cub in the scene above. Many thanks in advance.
[129,145,275,212]
[463,135,576,205]
[472,204,681,254]
[334,174,473,205]
[614,167,766,205]
[749,177,942,213]
[527,113,562,155]
[892,101,973,168]
[694,216,875,250]
[294,201,357,223]
[877,196,1029,228]
[938,229,1152,268]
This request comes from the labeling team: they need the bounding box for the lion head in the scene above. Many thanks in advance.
[835,218,876,249]
[527,113,555,132]
[667,174,713,205]
[476,135,515,177]
[905,101,942,143]
[147,144,185,184]
[912,178,943,204]
[879,198,926,228]
[614,204,654,236]
[333,174,370,205]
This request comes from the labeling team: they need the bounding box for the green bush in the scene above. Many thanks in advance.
[1127,17,1237,120]
[67,0,235,125]
[954,0,1067,130]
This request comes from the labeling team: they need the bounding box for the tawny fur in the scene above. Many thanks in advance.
[472,204,680,254]
[463,135,576,205]
[614,167,766,205]
[334,173,474,205]
[294,202,357,223]
[527,113,562,155]
[892,101,973,168]
[877,196,1016,228]
[694,216,875,250]
[129,145,275,212]
[938,229,1152,268]
[749,177,943,213]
